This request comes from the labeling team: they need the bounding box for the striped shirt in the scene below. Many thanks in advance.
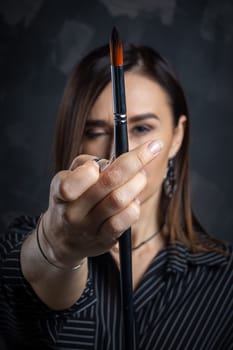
[0,216,233,350]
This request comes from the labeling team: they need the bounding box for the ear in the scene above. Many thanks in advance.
[168,115,187,159]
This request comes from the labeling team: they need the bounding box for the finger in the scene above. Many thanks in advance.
[51,159,100,202]
[98,138,163,189]
[69,154,100,170]
[70,154,110,172]
[98,200,140,243]
[73,139,163,213]
[65,169,145,226]
[56,139,162,223]
[89,170,146,225]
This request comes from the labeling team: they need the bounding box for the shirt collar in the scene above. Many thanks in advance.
[164,240,230,274]
[133,240,230,309]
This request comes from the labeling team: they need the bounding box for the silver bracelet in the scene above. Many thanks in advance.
[36,214,83,271]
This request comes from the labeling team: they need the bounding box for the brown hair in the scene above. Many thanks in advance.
[53,44,226,253]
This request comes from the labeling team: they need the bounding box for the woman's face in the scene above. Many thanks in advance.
[81,72,185,207]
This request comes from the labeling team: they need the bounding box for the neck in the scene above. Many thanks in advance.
[111,193,165,255]
[131,195,160,248]
[132,227,161,250]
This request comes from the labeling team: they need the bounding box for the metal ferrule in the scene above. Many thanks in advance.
[114,113,127,125]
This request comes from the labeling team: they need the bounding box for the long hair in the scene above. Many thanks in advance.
[53,44,225,253]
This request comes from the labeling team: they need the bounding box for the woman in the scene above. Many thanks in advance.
[0,44,232,350]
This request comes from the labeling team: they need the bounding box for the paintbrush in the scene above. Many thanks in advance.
[109,26,136,350]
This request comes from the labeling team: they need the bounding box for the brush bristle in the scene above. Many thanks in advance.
[109,26,123,66]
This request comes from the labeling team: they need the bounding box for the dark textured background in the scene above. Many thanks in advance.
[0,0,232,243]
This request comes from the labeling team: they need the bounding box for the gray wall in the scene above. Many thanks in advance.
[0,0,233,243]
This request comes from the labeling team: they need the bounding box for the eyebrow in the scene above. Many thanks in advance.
[85,120,108,127]
[85,113,159,127]
[129,113,160,123]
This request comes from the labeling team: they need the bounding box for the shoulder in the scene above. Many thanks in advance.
[166,239,233,278]
[164,240,233,311]
[6,215,38,232]
[187,243,233,309]
[190,241,233,293]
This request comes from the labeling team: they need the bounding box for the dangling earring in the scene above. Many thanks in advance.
[164,158,176,198]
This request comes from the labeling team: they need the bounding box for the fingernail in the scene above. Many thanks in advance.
[148,140,163,155]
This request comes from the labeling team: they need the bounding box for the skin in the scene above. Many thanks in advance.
[21,72,186,309]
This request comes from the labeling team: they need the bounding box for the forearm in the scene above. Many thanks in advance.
[20,230,88,310]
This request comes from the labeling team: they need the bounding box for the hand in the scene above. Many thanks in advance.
[42,139,163,266]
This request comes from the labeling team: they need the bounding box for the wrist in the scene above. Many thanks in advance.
[37,214,86,271]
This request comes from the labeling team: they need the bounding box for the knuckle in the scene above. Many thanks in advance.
[128,202,140,222]
[58,162,99,201]
[100,168,122,188]
[138,172,147,188]
[108,216,125,233]
[108,190,125,210]
[77,154,90,164]
[51,171,66,189]
[83,161,100,182]
[70,155,95,169]
[69,156,81,170]
[59,178,73,200]
[136,148,148,168]
[106,202,140,233]
[51,171,71,200]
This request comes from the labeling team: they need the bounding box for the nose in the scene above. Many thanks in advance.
[128,137,134,152]
[109,140,114,160]
[106,135,114,160]
[108,133,134,160]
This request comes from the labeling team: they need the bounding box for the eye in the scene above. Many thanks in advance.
[131,124,153,136]
[84,128,109,139]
